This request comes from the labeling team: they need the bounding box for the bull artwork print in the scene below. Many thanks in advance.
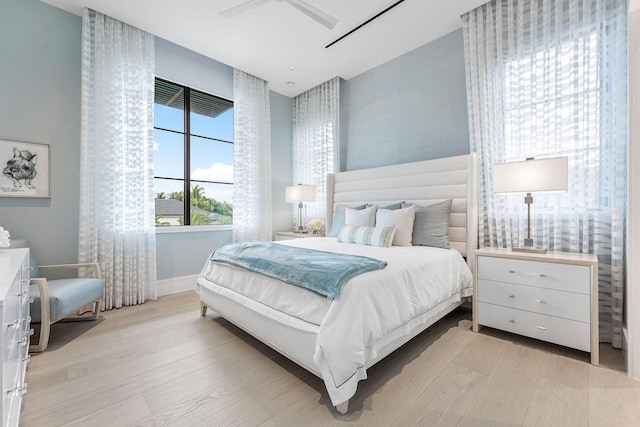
[3,148,38,189]
[0,140,50,198]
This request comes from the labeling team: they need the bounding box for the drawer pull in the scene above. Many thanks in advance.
[539,274,547,278]
[16,337,28,346]
[509,270,516,274]
[23,355,31,364]
[509,319,515,323]
[6,383,27,396]
[29,297,34,303]
[509,294,515,299]
[6,320,19,330]
[28,328,34,336]
[535,299,546,304]
[16,290,27,297]
[536,326,547,331]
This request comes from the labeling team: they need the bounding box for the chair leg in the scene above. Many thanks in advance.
[91,300,101,320]
[200,302,208,316]
[30,317,50,353]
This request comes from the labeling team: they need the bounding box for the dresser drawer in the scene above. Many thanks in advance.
[477,256,591,294]
[478,302,590,352]
[477,279,590,323]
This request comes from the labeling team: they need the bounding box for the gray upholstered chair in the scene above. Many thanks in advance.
[10,240,104,352]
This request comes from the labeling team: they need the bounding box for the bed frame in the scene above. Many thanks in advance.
[199,153,478,414]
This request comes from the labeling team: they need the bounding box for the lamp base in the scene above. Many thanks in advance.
[512,246,547,254]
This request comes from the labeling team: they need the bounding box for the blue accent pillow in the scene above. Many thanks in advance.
[337,225,396,248]
[328,204,367,237]
[381,202,404,210]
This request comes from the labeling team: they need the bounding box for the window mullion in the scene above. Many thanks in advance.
[184,87,191,225]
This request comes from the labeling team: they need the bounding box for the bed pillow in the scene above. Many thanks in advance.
[375,205,416,247]
[403,200,452,249]
[381,202,404,210]
[345,205,377,227]
[337,225,396,248]
[328,204,367,237]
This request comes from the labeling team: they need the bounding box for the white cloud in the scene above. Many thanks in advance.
[205,187,233,204]
[192,162,233,182]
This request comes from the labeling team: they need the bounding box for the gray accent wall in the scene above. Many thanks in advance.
[340,29,470,171]
[270,92,294,236]
[0,0,82,266]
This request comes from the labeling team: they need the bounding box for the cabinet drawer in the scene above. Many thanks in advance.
[478,302,590,352]
[477,279,590,323]
[477,256,591,294]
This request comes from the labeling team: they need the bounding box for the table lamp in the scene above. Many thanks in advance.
[286,184,316,233]
[493,157,568,253]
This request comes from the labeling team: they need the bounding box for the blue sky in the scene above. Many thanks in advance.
[153,104,234,203]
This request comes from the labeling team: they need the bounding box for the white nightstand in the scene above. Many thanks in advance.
[274,231,323,241]
[473,247,599,365]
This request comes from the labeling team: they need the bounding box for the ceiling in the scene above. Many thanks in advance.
[41,0,488,97]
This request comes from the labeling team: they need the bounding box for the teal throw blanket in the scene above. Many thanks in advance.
[211,242,387,299]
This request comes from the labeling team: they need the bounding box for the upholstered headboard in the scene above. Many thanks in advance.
[326,153,478,269]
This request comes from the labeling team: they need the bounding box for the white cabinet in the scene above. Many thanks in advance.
[0,249,31,426]
[472,247,598,365]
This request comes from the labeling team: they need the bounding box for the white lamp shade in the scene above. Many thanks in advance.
[286,184,316,203]
[493,157,568,194]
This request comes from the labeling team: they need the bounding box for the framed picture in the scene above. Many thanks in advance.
[0,139,50,198]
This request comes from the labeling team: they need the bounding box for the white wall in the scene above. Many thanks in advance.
[626,0,640,379]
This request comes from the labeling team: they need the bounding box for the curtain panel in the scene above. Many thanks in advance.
[233,69,272,243]
[462,0,628,346]
[292,77,340,225]
[79,8,157,310]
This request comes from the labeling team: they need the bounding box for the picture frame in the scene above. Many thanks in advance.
[0,139,51,198]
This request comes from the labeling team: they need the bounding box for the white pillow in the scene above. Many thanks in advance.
[345,205,377,227]
[375,205,416,246]
[337,225,396,248]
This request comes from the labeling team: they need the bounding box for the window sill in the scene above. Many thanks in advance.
[155,225,233,234]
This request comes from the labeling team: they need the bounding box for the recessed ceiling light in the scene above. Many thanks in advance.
[286,81,296,87]
[288,66,295,70]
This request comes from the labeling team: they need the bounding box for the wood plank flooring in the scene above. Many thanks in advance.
[22,291,640,426]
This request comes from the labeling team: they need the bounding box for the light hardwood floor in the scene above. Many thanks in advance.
[22,291,640,426]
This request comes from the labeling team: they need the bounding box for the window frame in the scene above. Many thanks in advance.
[154,77,234,227]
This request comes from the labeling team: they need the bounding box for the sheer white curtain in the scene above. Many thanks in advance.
[233,69,272,242]
[463,0,628,346]
[292,77,339,224]
[79,9,157,310]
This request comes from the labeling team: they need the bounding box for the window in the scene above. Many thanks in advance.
[502,34,600,163]
[153,78,233,226]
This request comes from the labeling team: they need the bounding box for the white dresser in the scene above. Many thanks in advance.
[472,247,599,365]
[0,249,31,426]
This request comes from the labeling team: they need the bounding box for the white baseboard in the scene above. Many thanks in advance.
[156,274,199,297]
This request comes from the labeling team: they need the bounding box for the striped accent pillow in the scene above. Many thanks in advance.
[337,225,396,248]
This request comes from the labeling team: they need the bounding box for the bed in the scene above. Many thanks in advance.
[196,153,478,414]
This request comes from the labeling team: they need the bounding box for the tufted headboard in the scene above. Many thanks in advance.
[325,153,478,269]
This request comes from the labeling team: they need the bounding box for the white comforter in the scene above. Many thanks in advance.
[197,237,472,405]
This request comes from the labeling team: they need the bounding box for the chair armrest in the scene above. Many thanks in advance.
[38,263,102,279]
[30,277,51,317]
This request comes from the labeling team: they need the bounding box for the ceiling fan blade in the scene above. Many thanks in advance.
[220,0,272,19]
[284,0,338,29]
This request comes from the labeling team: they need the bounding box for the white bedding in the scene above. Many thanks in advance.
[196,237,473,405]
